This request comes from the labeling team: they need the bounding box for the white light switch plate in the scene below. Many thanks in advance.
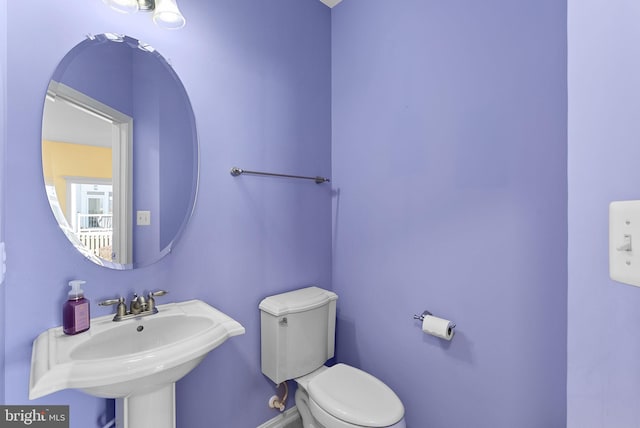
[610,200,640,286]
[136,210,151,226]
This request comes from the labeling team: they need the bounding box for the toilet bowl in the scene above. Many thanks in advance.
[294,364,406,428]
[259,287,406,428]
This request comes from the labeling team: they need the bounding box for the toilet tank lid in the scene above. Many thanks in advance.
[259,286,338,316]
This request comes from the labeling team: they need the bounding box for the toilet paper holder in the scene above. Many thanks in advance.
[413,310,432,321]
[413,310,457,329]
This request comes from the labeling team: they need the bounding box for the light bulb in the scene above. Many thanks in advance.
[153,0,186,29]
[102,0,139,14]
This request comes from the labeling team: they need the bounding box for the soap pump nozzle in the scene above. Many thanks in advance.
[68,280,86,300]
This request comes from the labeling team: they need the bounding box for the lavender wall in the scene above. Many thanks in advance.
[131,51,161,266]
[53,39,134,116]
[331,1,567,427]
[3,2,330,428]
[158,76,196,251]
[567,1,640,426]
[0,0,6,407]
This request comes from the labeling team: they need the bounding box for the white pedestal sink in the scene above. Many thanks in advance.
[29,300,245,428]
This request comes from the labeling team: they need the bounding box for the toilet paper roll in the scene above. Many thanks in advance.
[422,315,455,341]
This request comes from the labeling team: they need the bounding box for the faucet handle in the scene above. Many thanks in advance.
[99,297,127,319]
[147,290,168,313]
[98,297,124,306]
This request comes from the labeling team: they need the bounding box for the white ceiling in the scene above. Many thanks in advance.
[319,0,342,8]
[43,96,113,148]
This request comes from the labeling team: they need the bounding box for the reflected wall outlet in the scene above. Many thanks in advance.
[136,210,151,226]
[610,201,640,286]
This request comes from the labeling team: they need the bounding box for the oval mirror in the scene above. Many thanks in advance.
[41,33,198,270]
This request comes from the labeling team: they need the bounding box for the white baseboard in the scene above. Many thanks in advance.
[256,406,301,428]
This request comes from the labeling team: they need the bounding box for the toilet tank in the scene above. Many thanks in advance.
[259,286,338,384]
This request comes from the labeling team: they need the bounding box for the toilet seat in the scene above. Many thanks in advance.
[305,364,404,427]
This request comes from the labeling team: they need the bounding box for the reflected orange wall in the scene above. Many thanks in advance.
[42,140,112,216]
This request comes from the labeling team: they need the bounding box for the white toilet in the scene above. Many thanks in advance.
[259,286,406,428]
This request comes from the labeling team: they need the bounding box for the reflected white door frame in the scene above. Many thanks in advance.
[47,82,133,265]
[112,120,133,265]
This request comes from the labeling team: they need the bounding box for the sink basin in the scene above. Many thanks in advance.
[29,299,245,428]
[70,315,216,361]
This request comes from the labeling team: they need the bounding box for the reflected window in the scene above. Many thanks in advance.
[69,182,114,261]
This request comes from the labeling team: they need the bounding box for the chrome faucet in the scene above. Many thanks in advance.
[99,290,168,322]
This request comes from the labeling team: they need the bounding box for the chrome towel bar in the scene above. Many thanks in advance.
[230,167,330,184]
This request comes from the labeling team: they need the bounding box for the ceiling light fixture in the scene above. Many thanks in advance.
[102,0,186,30]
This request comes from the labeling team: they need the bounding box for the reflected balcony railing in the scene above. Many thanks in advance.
[75,213,113,260]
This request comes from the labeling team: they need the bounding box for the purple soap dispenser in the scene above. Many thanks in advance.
[63,280,90,335]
